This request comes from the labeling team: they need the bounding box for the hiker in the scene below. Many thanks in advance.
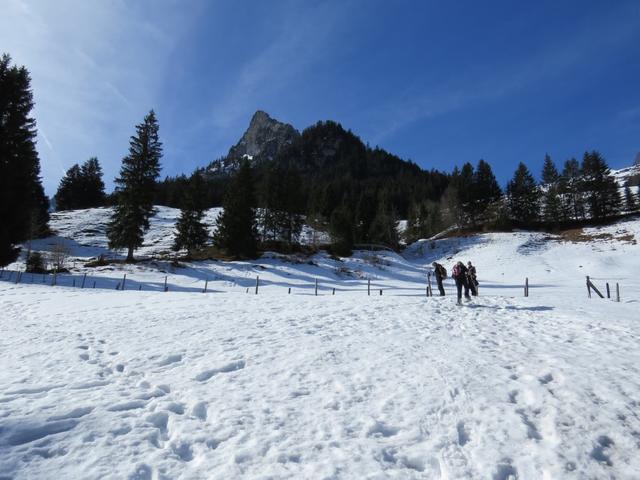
[467,261,478,296]
[451,261,471,305]
[432,262,446,296]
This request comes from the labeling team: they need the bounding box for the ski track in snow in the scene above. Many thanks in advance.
[1,284,640,479]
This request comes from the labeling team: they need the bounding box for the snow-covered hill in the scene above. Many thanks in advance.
[1,209,640,479]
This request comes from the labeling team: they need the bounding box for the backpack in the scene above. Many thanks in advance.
[452,264,462,278]
[439,265,447,278]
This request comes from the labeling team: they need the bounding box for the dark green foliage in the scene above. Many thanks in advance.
[173,173,209,255]
[0,54,49,266]
[257,164,304,246]
[580,151,621,219]
[329,205,354,256]
[471,159,502,222]
[541,154,560,185]
[107,110,162,261]
[26,251,46,273]
[542,187,563,223]
[624,185,638,212]
[507,162,540,223]
[540,155,562,222]
[367,193,398,248]
[406,200,442,242]
[54,157,106,210]
[271,121,449,221]
[559,158,584,220]
[214,161,258,258]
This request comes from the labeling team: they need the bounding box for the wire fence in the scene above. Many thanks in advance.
[0,267,629,303]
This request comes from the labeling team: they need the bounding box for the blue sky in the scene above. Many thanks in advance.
[3,0,640,195]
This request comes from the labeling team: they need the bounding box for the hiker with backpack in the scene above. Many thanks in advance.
[452,261,471,305]
[432,262,447,296]
[467,261,479,296]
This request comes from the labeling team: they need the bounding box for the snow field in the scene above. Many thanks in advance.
[1,282,640,479]
[1,208,640,478]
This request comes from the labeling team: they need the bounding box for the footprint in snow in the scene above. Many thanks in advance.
[538,373,553,385]
[195,360,245,382]
[158,354,183,367]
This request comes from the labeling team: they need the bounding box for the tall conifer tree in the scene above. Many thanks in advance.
[173,173,208,256]
[107,110,162,261]
[214,160,258,258]
[506,162,540,223]
[0,54,49,266]
[540,155,562,222]
[581,151,621,219]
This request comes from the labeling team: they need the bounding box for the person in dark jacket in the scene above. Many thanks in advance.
[451,261,471,304]
[467,261,478,296]
[432,262,446,296]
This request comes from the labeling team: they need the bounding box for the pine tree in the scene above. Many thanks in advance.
[55,164,82,210]
[329,204,354,256]
[624,185,638,212]
[258,164,303,247]
[581,151,621,219]
[458,162,475,222]
[472,159,502,221]
[506,162,540,224]
[173,173,208,256]
[80,157,106,208]
[106,110,162,261]
[559,158,584,220]
[406,200,441,242]
[540,155,562,223]
[214,160,258,258]
[0,54,49,266]
[541,154,560,185]
[368,193,398,248]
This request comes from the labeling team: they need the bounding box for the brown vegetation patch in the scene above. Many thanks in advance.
[557,228,636,244]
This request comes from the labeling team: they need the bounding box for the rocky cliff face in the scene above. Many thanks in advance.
[208,111,299,176]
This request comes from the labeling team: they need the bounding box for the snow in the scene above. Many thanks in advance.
[1,209,640,479]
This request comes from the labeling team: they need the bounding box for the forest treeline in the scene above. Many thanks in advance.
[2,53,639,266]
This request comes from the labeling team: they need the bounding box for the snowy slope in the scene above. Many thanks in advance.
[1,211,640,479]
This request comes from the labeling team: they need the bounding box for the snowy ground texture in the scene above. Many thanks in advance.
[1,209,640,479]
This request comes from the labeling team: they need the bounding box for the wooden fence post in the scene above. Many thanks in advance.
[121,274,127,291]
[164,276,168,292]
[586,276,591,298]
[203,279,208,293]
[255,276,259,295]
[616,283,620,302]
[315,278,318,296]
[368,278,371,296]
[606,282,610,299]
[524,277,529,297]
[93,281,96,288]
[288,287,291,294]
[379,289,382,296]
[332,288,335,295]
[139,284,142,291]
[81,273,87,289]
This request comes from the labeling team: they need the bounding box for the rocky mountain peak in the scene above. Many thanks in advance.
[227,110,299,162]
